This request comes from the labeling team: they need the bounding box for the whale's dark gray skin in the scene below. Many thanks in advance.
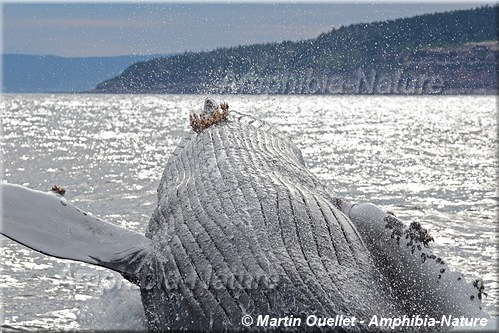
[1,101,489,332]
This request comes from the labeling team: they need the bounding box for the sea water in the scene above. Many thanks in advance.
[1,94,497,330]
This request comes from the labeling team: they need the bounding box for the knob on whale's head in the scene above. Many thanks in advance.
[190,97,230,133]
[203,97,219,114]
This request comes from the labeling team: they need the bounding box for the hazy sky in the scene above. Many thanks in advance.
[2,1,495,57]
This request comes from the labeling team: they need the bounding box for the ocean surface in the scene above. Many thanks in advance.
[1,94,497,330]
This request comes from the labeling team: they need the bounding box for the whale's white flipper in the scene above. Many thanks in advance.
[347,202,488,318]
[1,183,151,284]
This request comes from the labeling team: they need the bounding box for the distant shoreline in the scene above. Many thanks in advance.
[91,6,497,96]
[89,41,498,96]
[4,5,497,96]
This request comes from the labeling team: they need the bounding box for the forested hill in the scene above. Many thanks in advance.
[93,5,498,95]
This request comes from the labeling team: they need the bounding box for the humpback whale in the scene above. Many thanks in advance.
[1,99,489,331]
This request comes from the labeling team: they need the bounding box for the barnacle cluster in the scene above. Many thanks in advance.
[409,222,434,246]
[189,102,230,133]
[384,214,434,253]
[473,279,488,300]
[50,184,66,196]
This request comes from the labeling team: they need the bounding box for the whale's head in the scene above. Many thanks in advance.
[139,99,489,330]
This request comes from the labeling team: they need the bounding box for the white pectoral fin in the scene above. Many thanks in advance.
[1,183,151,284]
[348,202,488,317]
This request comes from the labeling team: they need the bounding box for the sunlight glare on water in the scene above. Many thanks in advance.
[1,94,497,330]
